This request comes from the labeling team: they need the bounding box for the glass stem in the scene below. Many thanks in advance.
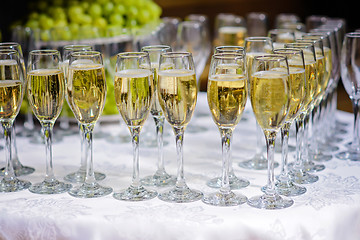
[79,123,87,174]
[11,125,22,171]
[301,112,310,165]
[130,126,141,188]
[173,126,186,190]
[254,123,264,163]
[351,98,360,150]
[264,130,277,196]
[219,127,233,195]
[2,121,15,181]
[294,113,305,170]
[82,124,96,185]
[279,122,291,181]
[154,116,165,174]
[310,104,320,154]
[42,122,56,183]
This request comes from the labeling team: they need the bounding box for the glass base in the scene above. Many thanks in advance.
[206,173,250,189]
[289,169,319,184]
[202,191,247,206]
[29,179,72,194]
[0,178,31,192]
[141,171,176,187]
[247,193,294,209]
[113,185,157,201]
[336,151,360,161]
[262,179,307,197]
[69,182,112,198]
[309,150,333,162]
[64,171,106,183]
[0,165,35,177]
[158,185,203,203]
[288,161,325,173]
[238,155,279,170]
[318,144,339,153]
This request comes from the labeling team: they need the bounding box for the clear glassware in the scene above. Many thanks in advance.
[0,42,35,176]
[159,17,181,50]
[214,13,247,47]
[112,52,157,201]
[140,45,176,187]
[0,49,31,192]
[284,42,320,184]
[268,29,296,49]
[27,49,72,194]
[60,44,106,183]
[66,51,112,198]
[214,46,244,54]
[157,52,203,203]
[239,37,277,170]
[275,13,301,28]
[202,53,249,206]
[336,33,360,161]
[262,48,307,197]
[246,12,268,37]
[247,55,294,209]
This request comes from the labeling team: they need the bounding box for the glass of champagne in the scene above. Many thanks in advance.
[140,45,176,187]
[214,13,247,47]
[247,55,293,209]
[112,52,157,201]
[284,42,319,184]
[0,42,35,177]
[239,37,276,170]
[27,49,72,194]
[267,48,307,197]
[157,52,203,203]
[214,46,245,54]
[61,45,106,183]
[202,53,249,206]
[0,49,31,192]
[67,51,112,198]
[268,29,296,49]
[336,32,360,160]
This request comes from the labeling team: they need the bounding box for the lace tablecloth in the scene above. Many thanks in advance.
[1,92,359,240]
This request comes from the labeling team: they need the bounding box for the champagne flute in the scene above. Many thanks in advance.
[67,51,112,198]
[140,45,176,187]
[336,32,360,161]
[268,29,296,49]
[27,49,72,194]
[284,42,319,184]
[157,52,203,203]
[246,12,268,37]
[0,42,35,177]
[61,45,106,183]
[239,37,276,170]
[264,48,307,196]
[207,45,250,189]
[112,52,157,201]
[202,53,248,206]
[0,49,31,192]
[214,13,247,47]
[247,55,293,209]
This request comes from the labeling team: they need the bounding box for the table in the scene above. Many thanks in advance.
[1,93,360,240]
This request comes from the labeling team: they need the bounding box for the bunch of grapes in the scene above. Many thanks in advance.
[21,0,162,41]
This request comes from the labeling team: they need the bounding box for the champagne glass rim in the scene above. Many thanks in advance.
[245,36,272,42]
[63,44,92,50]
[284,42,314,48]
[71,50,101,57]
[0,49,18,55]
[117,51,149,58]
[215,45,244,51]
[141,45,172,52]
[30,49,59,56]
[0,42,21,47]
[345,32,360,38]
[253,54,287,62]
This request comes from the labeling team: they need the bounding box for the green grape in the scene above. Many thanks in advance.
[39,16,54,30]
[40,30,50,41]
[25,19,40,29]
[102,2,114,16]
[88,3,102,18]
[113,4,125,14]
[127,6,138,18]
[137,9,150,24]
[109,14,124,26]
[80,14,92,25]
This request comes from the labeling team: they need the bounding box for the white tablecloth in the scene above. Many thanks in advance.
[1,92,359,240]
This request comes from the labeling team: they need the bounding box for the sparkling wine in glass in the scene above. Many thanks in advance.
[140,45,176,187]
[202,53,249,206]
[67,51,112,198]
[112,52,157,201]
[0,49,31,192]
[27,49,72,194]
[247,55,294,209]
[157,52,203,203]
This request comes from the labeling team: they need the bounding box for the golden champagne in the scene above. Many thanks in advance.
[0,80,22,120]
[218,26,247,47]
[207,74,247,128]
[285,67,305,121]
[250,70,289,130]
[27,69,65,122]
[150,65,162,117]
[314,55,325,100]
[158,69,197,127]
[0,59,20,81]
[67,64,106,124]
[114,69,153,128]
